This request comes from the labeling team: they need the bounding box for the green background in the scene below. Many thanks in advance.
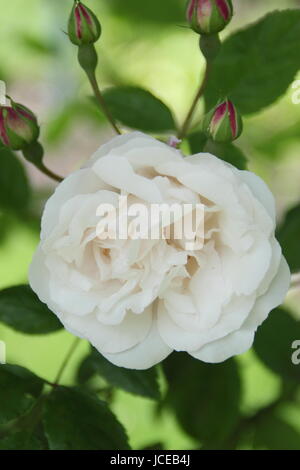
[1,0,300,450]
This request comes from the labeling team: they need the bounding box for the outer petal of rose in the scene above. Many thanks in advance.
[30,246,101,319]
[256,238,282,297]
[157,293,255,352]
[41,168,109,239]
[219,237,272,296]
[62,307,153,354]
[188,328,255,363]
[30,246,153,354]
[158,300,208,351]
[188,243,228,329]
[188,257,291,363]
[29,245,64,323]
[85,131,181,168]
[239,170,276,222]
[243,256,291,330]
[100,318,172,370]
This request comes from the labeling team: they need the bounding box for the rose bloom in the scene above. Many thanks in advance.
[29,132,290,369]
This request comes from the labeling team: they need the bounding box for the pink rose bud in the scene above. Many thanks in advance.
[203,99,243,143]
[0,101,39,151]
[68,1,101,46]
[186,0,233,35]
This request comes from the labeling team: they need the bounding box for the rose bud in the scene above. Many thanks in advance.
[68,1,101,46]
[0,101,39,151]
[186,0,233,35]
[203,99,243,143]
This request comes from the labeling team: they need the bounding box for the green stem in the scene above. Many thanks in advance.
[22,142,64,183]
[77,44,121,134]
[53,337,81,386]
[177,61,211,141]
[86,70,121,135]
[37,163,64,183]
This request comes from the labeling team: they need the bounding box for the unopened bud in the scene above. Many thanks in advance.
[68,1,101,46]
[0,101,39,151]
[203,99,243,143]
[186,0,233,35]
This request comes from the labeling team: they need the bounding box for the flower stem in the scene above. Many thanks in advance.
[177,60,211,141]
[86,70,121,135]
[76,44,121,135]
[22,142,64,183]
[37,162,64,183]
[53,337,81,386]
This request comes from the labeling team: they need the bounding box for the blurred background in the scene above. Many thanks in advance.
[1,0,300,450]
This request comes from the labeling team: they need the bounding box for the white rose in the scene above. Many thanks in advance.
[29,132,290,369]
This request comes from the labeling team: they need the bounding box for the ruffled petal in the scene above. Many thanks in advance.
[101,317,172,370]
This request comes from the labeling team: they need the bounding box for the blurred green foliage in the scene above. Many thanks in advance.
[1,0,300,450]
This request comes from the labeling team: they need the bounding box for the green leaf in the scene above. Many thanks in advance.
[188,132,247,170]
[254,308,300,382]
[0,428,47,450]
[204,10,300,114]
[78,348,160,400]
[163,353,241,445]
[254,415,300,450]
[0,365,44,426]
[102,87,176,132]
[43,387,130,450]
[204,140,248,170]
[0,146,30,212]
[0,285,63,334]
[277,204,300,273]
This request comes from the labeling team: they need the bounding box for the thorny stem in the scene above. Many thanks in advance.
[177,60,211,141]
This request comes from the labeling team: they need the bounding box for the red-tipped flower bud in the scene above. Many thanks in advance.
[0,101,39,151]
[203,99,243,143]
[186,0,233,35]
[68,1,101,46]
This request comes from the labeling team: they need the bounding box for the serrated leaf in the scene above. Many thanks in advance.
[254,308,300,382]
[204,10,300,114]
[0,429,47,450]
[102,86,176,132]
[277,204,300,273]
[163,353,241,445]
[0,365,44,426]
[0,146,30,212]
[0,285,63,334]
[43,387,130,450]
[78,348,160,400]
